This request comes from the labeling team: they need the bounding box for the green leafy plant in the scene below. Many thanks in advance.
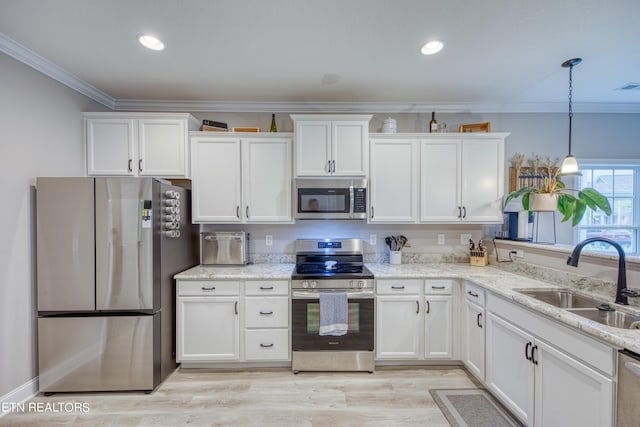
[505,160,612,226]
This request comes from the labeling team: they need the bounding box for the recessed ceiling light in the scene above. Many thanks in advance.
[420,40,444,55]
[138,35,165,51]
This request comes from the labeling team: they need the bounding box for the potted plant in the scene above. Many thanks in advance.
[505,156,612,226]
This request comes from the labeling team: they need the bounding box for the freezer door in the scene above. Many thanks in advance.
[36,178,95,311]
[38,314,159,392]
[96,178,154,311]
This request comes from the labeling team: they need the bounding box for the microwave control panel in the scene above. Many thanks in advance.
[353,188,366,213]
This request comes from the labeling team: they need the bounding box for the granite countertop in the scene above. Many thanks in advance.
[174,262,640,354]
[174,264,295,280]
[367,263,640,354]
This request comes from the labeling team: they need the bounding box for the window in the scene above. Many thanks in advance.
[576,165,640,255]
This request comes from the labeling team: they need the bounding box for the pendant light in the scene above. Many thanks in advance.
[560,57,582,175]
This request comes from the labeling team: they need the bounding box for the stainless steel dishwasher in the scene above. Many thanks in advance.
[617,350,640,427]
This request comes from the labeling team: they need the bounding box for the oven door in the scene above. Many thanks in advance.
[291,296,374,351]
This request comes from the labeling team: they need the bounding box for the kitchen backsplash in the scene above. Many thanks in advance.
[201,222,483,264]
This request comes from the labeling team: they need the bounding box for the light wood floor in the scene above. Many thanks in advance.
[2,367,478,426]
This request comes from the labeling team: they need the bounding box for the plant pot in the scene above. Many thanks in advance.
[529,193,558,212]
[389,251,402,265]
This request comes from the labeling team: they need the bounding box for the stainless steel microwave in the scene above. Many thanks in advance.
[295,178,367,220]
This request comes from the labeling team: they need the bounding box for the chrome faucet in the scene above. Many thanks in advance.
[567,237,639,305]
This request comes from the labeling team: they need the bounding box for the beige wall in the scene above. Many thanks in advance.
[0,52,108,399]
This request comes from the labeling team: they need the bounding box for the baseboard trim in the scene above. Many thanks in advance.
[0,377,39,417]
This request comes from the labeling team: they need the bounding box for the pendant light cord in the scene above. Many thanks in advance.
[568,63,574,156]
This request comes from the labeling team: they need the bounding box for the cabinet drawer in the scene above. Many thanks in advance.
[178,281,240,296]
[244,329,289,361]
[377,279,422,294]
[245,280,289,296]
[465,282,485,306]
[244,297,289,328]
[425,279,454,295]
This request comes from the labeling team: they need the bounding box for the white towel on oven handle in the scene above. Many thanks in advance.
[319,292,348,336]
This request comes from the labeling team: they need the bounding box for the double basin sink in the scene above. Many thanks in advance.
[518,289,640,329]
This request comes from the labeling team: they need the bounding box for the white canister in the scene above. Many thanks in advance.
[389,251,402,265]
[382,118,397,133]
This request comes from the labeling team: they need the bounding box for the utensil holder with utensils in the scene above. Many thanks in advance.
[385,235,410,265]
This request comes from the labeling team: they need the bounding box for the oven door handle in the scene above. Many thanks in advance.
[292,290,374,299]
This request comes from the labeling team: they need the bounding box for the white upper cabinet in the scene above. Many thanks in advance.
[369,137,419,223]
[84,113,198,177]
[191,133,293,224]
[291,114,371,177]
[86,117,135,176]
[242,137,292,222]
[191,137,242,223]
[420,133,507,224]
[420,139,461,222]
[461,138,505,222]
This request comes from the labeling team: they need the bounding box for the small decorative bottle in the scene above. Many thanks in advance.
[270,113,277,132]
[429,112,437,133]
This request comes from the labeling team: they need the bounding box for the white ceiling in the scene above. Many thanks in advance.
[1,0,639,112]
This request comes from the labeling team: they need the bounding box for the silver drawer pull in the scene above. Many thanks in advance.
[260,343,274,348]
[260,286,274,290]
[391,285,405,289]
[259,311,274,315]
[431,286,446,290]
[201,286,216,291]
[467,291,479,297]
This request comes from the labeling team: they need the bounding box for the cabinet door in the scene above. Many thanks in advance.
[191,138,242,223]
[243,138,292,222]
[331,120,368,176]
[461,138,504,223]
[369,138,419,223]
[464,300,485,380]
[485,312,535,425]
[86,118,135,176]
[138,118,187,177]
[295,120,331,176]
[420,140,462,222]
[424,295,453,359]
[176,297,239,361]
[534,340,613,427]
[376,295,422,359]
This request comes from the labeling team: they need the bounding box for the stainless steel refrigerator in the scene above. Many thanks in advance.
[36,177,197,392]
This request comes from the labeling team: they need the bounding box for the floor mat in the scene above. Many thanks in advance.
[429,388,524,427]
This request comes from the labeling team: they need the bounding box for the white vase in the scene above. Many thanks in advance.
[529,193,558,212]
[389,251,402,265]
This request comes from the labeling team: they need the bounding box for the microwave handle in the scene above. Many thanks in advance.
[349,185,354,218]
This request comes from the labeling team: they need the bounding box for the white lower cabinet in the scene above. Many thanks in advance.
[177,296,239,361]
[376,294,422,359]
[424,295,453,359]
[243,284,290,362]
[486,293,614,427]
[376,279,454,361]
[177,280,290,364]
[486,312,535,425]
[463,282,486,380]
[534,339,613,427]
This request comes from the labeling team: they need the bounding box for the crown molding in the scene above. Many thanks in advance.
[114,99,640,114]
[0,32,115,109]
